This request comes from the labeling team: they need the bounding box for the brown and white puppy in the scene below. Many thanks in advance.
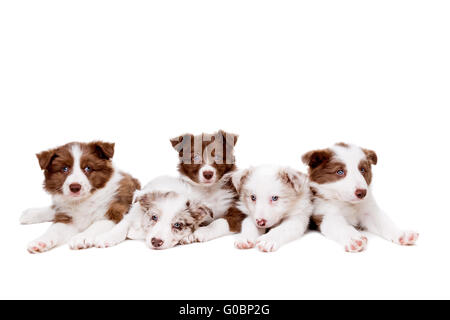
[20,141,140,253]
[302,143,419,252]
[170,130,246,243]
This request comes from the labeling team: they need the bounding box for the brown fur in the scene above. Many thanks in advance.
[53,213,73,224]
[358,159,373,185]
[36,141,116,195]
[335,142,350,148]
[363,148,378,165]
[170,130,238,183]
[105,173,141,223]
[224,206,246,233]
[308,214,323,231]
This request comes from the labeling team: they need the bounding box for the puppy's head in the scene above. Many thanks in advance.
[36,141,115,200]
[170,130,238,186]
[136,191,211,250]
[232,165,308,229]
[302,142,377,203]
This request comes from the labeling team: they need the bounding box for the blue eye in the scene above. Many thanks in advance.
[151,215,158,222]
[173,222,183,230]
[84,166,92,173]
[337,170,345,176]
[193,154,202,162]
[360,168,366,173]
[250,195,256,201]
[62,167,69,173]
[272,196,279,201]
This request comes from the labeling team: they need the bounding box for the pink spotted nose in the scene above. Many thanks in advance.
[256,219,267,227]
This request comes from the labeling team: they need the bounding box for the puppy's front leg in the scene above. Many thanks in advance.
[235,217,264,249]
[189,218,232,243]
[20,206,55,225]
[320,213,368,253]
[69,220,116,250]
[94,216,134,249]
[27,223,78,254]
[256,214,309,253]
[361,207,419,246]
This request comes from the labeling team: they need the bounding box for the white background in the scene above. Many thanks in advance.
[0,1,449,300]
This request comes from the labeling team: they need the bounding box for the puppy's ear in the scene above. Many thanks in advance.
[36,149,56,170]
[231,168,250,193]
[218,129,239,147]
[187,200,213,225]
[279,167,308,194]
[170,134,193,155]
[90,141,115,160]
[301,149,332,169]
[363,148,378,165]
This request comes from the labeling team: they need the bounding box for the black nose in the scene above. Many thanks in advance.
[355,189,367,199]
[69,183,82,193]
[203,171,214,180]
[151,238,164,248]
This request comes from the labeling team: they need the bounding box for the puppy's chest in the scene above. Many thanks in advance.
[314,198,364,225]
[198,187,235,219]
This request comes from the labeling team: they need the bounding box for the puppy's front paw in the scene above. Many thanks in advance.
[69,235,95,250]
[93,234,121,248]
[189,228,212,243]
[344,235,368,253]
[27,239,56,254]
[256,235,281,253]
[234,237,256,250]
[395,231,419,246]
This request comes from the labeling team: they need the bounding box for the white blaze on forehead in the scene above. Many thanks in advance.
[331,144,366,169]
[62,143,92,197]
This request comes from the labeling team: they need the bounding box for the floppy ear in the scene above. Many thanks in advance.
[90,141,115,160]
[301,149,332,169]
[36,149,56,170]
[363,148,378,165]
[279,167,308,194]
[231,168,250,193]
[218,130,239,147]
[170,134,193,155]
[187,200,213,225]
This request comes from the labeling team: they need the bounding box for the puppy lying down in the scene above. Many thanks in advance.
[93,176,212,250]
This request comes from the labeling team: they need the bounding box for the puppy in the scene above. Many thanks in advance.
[93,176,211,250]
[20,141,140,253]
[170,130,246,243]
[231,165,312,252]
[302,142,419,252]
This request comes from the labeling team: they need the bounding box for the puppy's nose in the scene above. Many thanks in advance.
[355,189,367,199]
[151,238,164,248]
[69,183,82,193]
[256,219,267,227]
[203,171,214,180]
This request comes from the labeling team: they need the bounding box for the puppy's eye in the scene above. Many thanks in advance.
[173,222,183,230]
[193,154,202,163]
[84,166,92,173]
[360,168,366,173]
[151,215,158,222]
[336,170,345,176]
[250,195,256,202]
[272,196,279,201]
[62,166,69,173]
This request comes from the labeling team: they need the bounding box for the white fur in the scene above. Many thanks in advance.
[93,176,209,250]
[310,144,419,252]
[233,165,312,252]
[22,145,123,253]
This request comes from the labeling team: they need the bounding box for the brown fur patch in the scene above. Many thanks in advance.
[138,191,176,211]
[363,148,378,165]
[37,144,74,194]
[359,159,374,186]
[308,214,323,231]
[224,206,246,233]
[171,130,238,183]
[105,172,141,223]
[53,213,73,224]
[335,142,350,148]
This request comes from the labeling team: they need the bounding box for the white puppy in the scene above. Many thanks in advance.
[231,165,312,252]
[302,142,419,252]
[93,176,211,250]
